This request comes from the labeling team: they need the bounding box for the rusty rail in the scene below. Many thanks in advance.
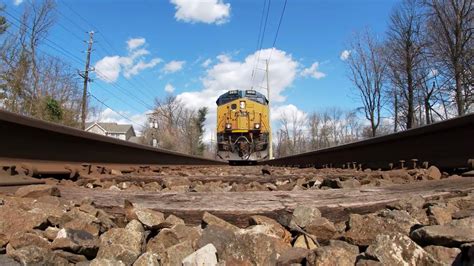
[0,109,223,165]
[266,113,474,170]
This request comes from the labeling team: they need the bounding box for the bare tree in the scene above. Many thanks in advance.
[425,0,473,115]
[385,0,427,129]
[346,30,387,137]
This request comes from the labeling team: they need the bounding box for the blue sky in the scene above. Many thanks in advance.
[8,0,400,137]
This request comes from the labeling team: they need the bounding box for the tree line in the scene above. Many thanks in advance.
[275,0,472,157]
[141,95,209,157]
[347,0,472,136]
[0,1,84,126]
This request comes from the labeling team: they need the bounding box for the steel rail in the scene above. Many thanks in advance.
[0,110,224,165]
[265,113,474,170]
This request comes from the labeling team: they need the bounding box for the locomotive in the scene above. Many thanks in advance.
[216,90,270,162]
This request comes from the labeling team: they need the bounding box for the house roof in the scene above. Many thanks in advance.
[85,122,135,135]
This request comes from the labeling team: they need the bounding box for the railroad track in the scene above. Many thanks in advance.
[0,109,223,166]
[267,113,474,170]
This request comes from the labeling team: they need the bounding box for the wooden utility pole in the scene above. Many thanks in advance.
[80,31,95,130]
[265,59,273,159]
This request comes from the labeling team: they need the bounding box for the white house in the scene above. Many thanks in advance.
[85,122,136,141]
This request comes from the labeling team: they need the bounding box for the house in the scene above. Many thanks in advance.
[85,122,136,141]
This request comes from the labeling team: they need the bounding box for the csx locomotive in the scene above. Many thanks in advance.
[216,90,270,162]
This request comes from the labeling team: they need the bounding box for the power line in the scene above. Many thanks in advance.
[268,0,288,62]
[88,92,141,126]
[251,0,272,87]
[3,18,154,113]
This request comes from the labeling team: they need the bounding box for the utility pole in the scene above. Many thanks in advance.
[265,59,273,159]
[80,31,95,130]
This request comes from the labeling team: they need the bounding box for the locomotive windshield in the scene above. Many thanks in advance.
[216,90,268,106]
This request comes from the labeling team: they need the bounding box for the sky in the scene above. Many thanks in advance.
[7,0,401,141]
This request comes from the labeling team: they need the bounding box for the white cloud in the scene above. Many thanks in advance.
[95,38,161,82]
[164,83,175,93]
[271,104,307,123]
[340,50,351,61]
[162,60,186,74]
[301,62,326,79]
[124,58,162,78]
[170,0,231,24]
[127,38,146,51]
[201,58,212,68]
[13,0,23,5]
[176,48,299,142]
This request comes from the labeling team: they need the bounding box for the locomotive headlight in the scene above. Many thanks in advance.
[254,123,261,129]
[225,123,232,129]
[240,101,246,109]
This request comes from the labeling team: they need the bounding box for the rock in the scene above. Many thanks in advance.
[356,259,383,266]
[366,233,441,265]
[53,250,88,264]
[452,209,474,219]
[428,205,452,225]
[343,213,415,246]
[96,227,144,265]
[125,219,145,233]
[276,247,310,265]
[165,214,185,226]
[51,228,99,258]
[293,234,317,249]
[304,216,337,242]
[133,252,160,266]
[0,233,7,248]
[96,209,116,232]
[8,231,50,250]
[387,195,425,211]
[162,240,194,265]
[163,177,190,188]
[249,215,291,243]
[290,205,321,229]
[337,179,361,188]
[410,218,474,247]
[426,166,442,180]
[0,254,20,266]
[310,240,359,265]
[146,228,179,257]
[44,227,60,241]
[202,212,240,232]
[182,243,218,266]
[90,258,126,266]
[173,224,202,249]
[15,185,61,198]
[424,245,460,265]
[134,208,165,229]
[8,245,69,265]
[197,224,279,265]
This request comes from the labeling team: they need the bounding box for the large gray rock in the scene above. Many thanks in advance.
[134,208,165,229]
[51,228,99,258]
[8,231,50,250]
[0,254,20,266]
[304,216,337,242]
[310,240,359,265]
[173,224,202,249]
[182,243,217,266]
[366,233,441,265]
[96,227,144,265]
[290,205,322,229]
[426,166,442,180]
[410,217,474,247]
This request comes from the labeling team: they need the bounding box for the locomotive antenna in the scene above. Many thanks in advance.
[266,59,273,159]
